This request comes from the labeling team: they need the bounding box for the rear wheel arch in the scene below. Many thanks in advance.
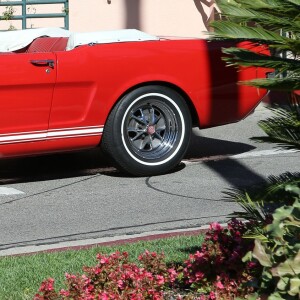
[105,81,200,128]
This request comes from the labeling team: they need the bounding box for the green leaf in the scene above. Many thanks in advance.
[272,250,300,276]
[242,250,253,262]
[252,239,272,266]
[285,184,300,199]
[268,292,287,300]
[277,276,289,290]
[289,277,300,296]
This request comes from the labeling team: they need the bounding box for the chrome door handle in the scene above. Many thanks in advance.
[30,59,55,68]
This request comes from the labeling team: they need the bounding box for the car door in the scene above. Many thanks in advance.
[0,52,56,144]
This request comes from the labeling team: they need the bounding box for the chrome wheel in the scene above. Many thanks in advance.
[125,100,178,160]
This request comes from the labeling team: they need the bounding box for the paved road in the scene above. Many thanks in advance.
[0,104,299,255]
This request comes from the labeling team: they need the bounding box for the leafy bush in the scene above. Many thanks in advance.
[33,215,298,299]
[243,197,300,300]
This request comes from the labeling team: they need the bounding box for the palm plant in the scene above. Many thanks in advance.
[208,5,300,297]
[210,0,300,91]
[210,0,300,149]
[210,0,300,225]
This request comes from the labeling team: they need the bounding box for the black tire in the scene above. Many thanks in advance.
[101,85,192,176]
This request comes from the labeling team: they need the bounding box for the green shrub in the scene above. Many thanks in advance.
[244,198,300,299]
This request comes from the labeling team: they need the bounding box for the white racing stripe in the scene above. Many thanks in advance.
[0,126,103,145]
[0,187,24,196]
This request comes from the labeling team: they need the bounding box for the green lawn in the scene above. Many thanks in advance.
[0,234,204,300]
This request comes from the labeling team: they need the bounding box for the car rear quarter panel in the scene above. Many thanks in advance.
[52,39,267,132]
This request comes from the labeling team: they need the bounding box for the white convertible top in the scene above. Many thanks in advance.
[0,27,70,52]
[66,29,159,50]
[0,28,159,52]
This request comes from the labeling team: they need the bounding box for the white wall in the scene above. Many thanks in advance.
[0,0,219,37]
[69,0,216,37]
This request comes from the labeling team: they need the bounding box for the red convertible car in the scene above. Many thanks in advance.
[0,28,268,176]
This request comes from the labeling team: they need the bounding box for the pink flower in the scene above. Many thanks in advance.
[215,280,224,289]
[60,289,70,296]
[39,278,55,292]
[194,251,204,258]
[248,261,257,269]
[168,268,178,283]
[145,271,154,280]
[85,284,94,293]
[117,279,124,289]
[195,271,205,280]
[210,222,222,231]
[156,275,165,285]
[99,292,109,300]
[65,273,77,280]
[100,257,109,264]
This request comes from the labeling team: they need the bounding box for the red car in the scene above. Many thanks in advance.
[0,28,268,176]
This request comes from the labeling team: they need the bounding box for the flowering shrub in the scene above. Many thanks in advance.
[34,219,272,299]
[182,219,262,299]
[34,251,177,300]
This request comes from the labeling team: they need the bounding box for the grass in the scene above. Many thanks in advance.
[0,233,204,300]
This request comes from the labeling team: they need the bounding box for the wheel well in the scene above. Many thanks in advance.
[113,81,200,127]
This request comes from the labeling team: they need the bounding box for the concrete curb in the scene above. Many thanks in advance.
[0,224,225,257]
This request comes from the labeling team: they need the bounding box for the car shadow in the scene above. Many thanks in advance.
[0,130,258,184]
[0,149,115,184]
[185,132,256,159]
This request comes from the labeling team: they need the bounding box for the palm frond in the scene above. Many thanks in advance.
[284,39,300,54]
[241,78,300,91]
[228,193,268,222]
[218,0,300,18]
[222,47,300,72]
[216,1,300,33]
[225,172,300,222]
[265,173,300,197]
[284,0,300,6]
[226,172,300,202]
[211,21,286,44]
[236,0,299,9]
[251,96,300,149]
